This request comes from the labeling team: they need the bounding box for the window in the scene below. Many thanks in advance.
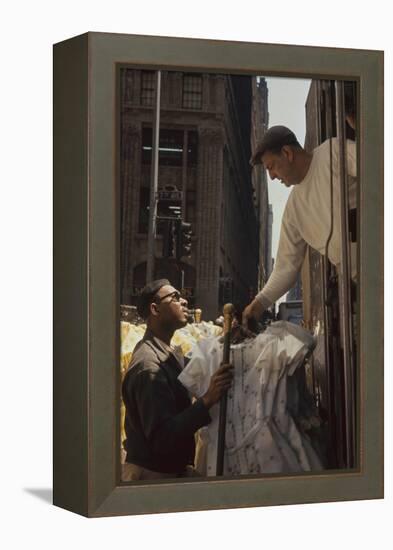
[138,187,150,233]
[187,131,198,166]
[186,189,196,226]
[182,75,202,109]
[139,127,198,232]
[141,127,153,164]
[141,71,155,106]
[142,128,184,166]
[159,130,184,166]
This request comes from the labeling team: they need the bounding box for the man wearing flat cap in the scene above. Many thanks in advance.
[243,125,357,326]
[122,279,233,481]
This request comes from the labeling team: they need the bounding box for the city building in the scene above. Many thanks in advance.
[120,69,270,320]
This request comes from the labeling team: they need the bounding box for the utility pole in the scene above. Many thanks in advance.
[146,70,162,283]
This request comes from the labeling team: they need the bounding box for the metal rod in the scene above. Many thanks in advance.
[321,80,337,466]
[335,80,355,468]
[181,130,188,217]
[180,269,185,291]
[146,70,162,283]
[216,303,235,476]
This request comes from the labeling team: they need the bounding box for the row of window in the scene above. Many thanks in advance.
[141,71,203,109]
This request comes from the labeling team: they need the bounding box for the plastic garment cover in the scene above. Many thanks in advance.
[178,321,323,476]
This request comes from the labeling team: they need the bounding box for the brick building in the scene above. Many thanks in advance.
[120,69,270,320]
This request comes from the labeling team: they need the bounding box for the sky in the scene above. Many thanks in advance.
[264,77,311,260]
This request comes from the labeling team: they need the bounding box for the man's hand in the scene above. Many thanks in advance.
[242,299,265,329]
[202,363,234,409]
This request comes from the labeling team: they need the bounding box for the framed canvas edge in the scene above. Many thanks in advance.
[53,33,90,517]
[53,32,383,517]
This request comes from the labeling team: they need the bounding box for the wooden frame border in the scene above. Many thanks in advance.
[53,32,383,517]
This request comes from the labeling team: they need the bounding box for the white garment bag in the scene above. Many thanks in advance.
[178,321,323,476]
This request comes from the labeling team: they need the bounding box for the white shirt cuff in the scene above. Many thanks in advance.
[254,292,273,310]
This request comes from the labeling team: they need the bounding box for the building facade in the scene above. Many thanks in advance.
[120,69,269,320]
[251,77,270,290]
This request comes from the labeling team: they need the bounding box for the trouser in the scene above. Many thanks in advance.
[121,462,200,481]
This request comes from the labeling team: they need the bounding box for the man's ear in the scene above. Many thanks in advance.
[282,145,294,162]
[150,302,160,317]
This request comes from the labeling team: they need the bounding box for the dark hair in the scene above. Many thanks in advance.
[137,279,170,319]
[250,125,301,166]
[266,143,301,156]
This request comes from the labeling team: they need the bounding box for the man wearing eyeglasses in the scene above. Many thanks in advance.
[121,278,233,481]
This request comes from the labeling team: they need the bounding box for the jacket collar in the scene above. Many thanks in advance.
[142,328,183,369]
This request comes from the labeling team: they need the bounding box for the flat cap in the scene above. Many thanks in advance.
[250,125,300,166]
[137,279,170,319]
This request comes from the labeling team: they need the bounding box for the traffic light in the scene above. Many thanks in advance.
[176,221,192,260]
[162,219,177,258]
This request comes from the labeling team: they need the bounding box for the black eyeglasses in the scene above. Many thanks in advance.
[154,290,183,304]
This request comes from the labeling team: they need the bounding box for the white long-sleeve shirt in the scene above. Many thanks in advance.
[257,138,357,308]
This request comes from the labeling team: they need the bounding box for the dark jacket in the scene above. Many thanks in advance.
[122,329,211,474]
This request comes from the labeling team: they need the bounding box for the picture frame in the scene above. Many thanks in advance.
[53,31,383,517]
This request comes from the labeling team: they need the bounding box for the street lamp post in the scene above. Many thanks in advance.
[146,70,162,283]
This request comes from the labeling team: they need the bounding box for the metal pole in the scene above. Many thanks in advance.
[180,269,185,291]
[216,303,235,476]
[335,80,355,468]
[321,80,338,466]
[146,70,162,283]
[181,130,188,217]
